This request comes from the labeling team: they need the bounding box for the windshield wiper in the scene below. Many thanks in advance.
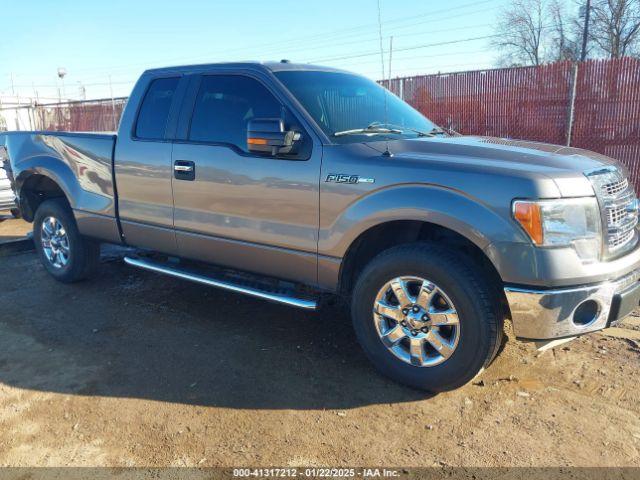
[367,122,435,137]
[428,127,449,136]
[333,126,403,137]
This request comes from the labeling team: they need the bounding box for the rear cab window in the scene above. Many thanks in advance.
[135,77,180,140]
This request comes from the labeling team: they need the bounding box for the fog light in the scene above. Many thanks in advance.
[573,300,600,326]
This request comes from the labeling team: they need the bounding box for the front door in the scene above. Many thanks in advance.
[171,73,320,285]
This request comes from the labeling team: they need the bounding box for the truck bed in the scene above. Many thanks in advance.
[1,130,120,242]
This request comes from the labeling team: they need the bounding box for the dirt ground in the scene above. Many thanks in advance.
[0,217,639,468]
[0,214,31,242]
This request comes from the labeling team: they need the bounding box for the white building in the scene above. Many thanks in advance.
[0,95,68,132]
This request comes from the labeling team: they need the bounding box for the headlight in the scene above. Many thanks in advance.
[513,197,602,263]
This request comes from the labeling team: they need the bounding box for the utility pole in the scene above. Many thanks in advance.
[10,73,15,96]
[580,0,591,61]
[388,36,393,93]
[109,75,117,131]
[566,63,579,146]
[388,36,393,81]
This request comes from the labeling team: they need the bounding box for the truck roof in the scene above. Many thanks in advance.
[142,61,352,76]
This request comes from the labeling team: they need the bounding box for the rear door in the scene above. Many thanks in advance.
[114,75,186,253]
[170,71,321,285]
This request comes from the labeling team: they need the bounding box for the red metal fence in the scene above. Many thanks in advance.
[32,97,128,132]
[571,59,640,184]
[384,57,640,188]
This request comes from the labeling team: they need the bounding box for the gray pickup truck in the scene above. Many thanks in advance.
[1,61,639,391]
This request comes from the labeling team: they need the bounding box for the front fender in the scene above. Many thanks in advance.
[319,183,529,259]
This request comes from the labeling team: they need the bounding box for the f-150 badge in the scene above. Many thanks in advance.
[325,174,375,184]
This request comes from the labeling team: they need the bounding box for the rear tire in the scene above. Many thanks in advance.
[351,242,503,392]
[33,199,100,283]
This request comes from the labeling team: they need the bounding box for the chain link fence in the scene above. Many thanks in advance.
[0,97,127,133]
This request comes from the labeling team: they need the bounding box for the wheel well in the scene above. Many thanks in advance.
[338,220,510,317]
[19,174,67,222]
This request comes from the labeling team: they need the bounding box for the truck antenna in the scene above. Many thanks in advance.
[377,0,392,157]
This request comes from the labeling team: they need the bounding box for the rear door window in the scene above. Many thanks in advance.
[135,77,179,140]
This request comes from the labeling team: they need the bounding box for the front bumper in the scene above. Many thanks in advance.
[505,268,640,340]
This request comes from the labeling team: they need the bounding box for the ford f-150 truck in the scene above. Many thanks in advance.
[1,61,639,391]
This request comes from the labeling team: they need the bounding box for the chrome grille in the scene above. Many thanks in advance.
[602,178,628,197]
[610,228,636,251]
[586,166,639,257]
[607,204,627,225]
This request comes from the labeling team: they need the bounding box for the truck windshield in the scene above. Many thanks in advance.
[274,70,439,144]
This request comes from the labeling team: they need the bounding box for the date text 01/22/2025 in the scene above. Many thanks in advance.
[232,467,401,477]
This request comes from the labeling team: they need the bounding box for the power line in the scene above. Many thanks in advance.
[3,79,136,89]
[310,21,558,65]
[178,3,501,66]
[3,1,511,99]
[244,19,496,65]
[350,5,498,37]
[331,49,493,68]
[308,34,501,63]
[175,0,500,61]
[15,0,502,79]
[360,60,495,77]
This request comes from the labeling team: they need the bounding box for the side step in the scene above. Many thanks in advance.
[123,256,318,310]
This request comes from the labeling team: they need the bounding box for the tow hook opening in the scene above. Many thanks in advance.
[572,299,601,327]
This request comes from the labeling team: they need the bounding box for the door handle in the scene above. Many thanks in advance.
[174,160,195,181]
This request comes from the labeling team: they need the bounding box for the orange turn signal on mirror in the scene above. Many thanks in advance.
[247,138,269,145]
[513,201,544,245]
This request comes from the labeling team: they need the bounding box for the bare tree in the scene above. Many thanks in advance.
[492,0,547,66]
[589,0,640,57]
[549,0,581,60]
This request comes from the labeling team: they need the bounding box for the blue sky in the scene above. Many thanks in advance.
[0,0,508,101]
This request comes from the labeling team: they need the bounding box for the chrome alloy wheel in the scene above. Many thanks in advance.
[373,276,461,367]
[41,216,70,269]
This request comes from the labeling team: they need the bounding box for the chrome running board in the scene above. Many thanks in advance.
[123,256,317,310]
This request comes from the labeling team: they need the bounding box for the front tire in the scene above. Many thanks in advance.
[351,242,502,392]
[33,199,100,283]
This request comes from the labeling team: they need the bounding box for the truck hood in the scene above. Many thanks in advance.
[366,135,620,175]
